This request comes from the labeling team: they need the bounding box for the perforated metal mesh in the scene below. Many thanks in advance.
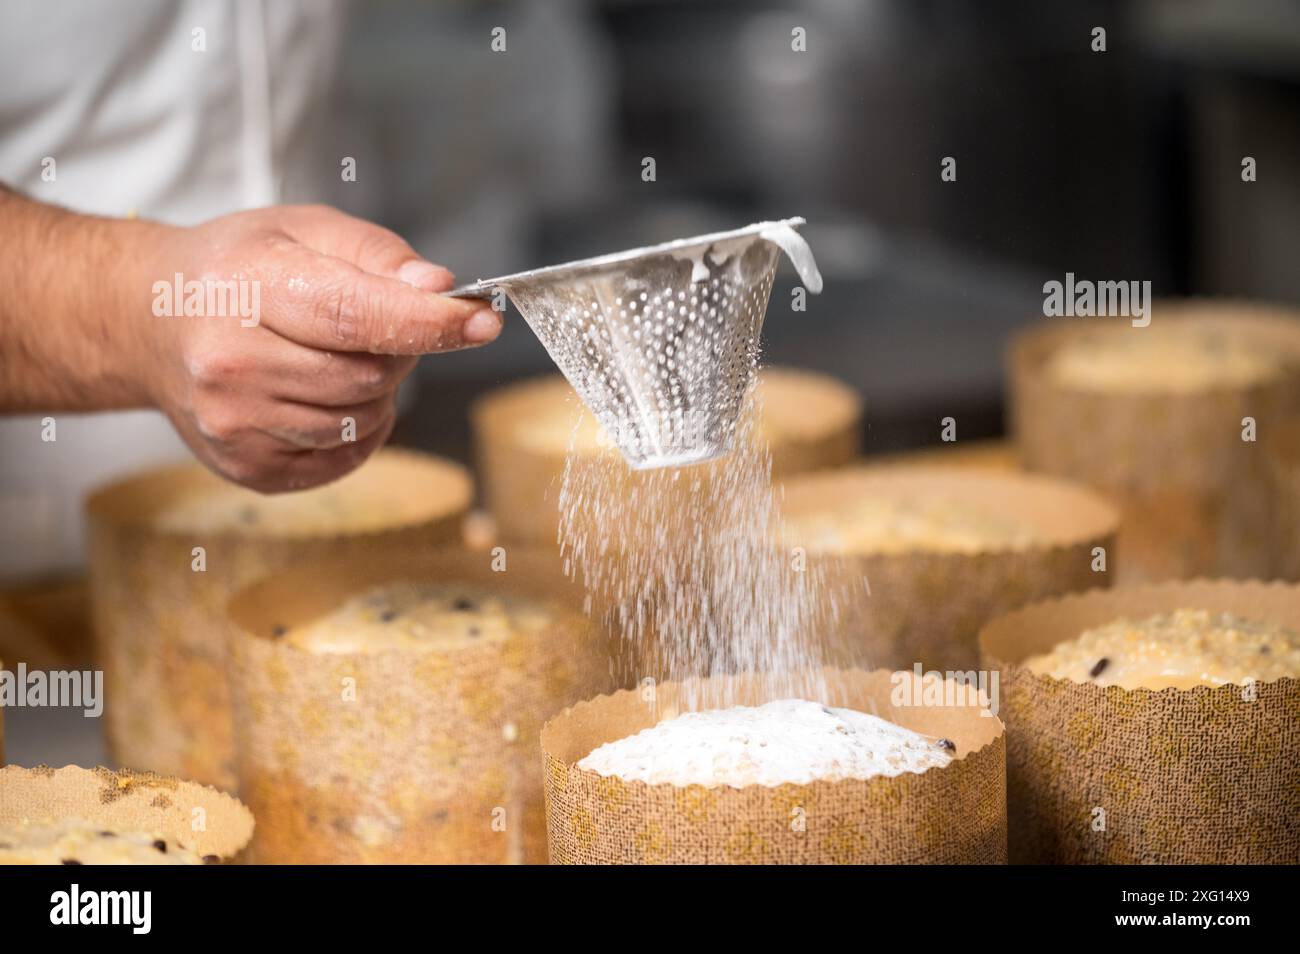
[454,219,818,469]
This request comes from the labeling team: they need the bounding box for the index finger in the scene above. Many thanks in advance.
[262,245,502,354]
[275,204,455,292]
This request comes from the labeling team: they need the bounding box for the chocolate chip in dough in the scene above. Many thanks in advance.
[452,597,475,611]
[936,738,956,753]
[379,609,398,623]
[153,839,167,853]
[271,624,287,638]
[202,854,220,865]
[1089,658,1109,678]
[61,858,82,865]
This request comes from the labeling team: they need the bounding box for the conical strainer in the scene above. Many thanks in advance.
[449,218,823,469]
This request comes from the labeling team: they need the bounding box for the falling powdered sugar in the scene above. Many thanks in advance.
[557,379,862,711]
[577,698,954,787]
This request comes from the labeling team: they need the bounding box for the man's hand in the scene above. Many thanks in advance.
[0,192,501,492]
[136,205,500,491]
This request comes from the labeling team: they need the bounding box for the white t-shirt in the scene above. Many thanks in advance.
[0,0,345,578]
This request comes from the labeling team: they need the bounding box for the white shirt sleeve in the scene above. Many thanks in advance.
[0,0,346,578]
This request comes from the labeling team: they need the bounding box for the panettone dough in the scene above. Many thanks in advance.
[0,818,211,865]
[1044,323,1281,394]
[576,699,954,787]
[515,368,861,456]
[279,582,552,654]
[785,493,1035,555]
[1023,608,1300,690]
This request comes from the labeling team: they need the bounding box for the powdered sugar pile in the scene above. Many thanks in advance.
[577,699,954,787]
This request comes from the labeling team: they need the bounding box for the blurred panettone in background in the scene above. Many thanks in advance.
[86,448,472,792]
[869,439,1020,473]
[0,578,92,671]
[1272,424,1300,581]
[779,465,1118,671]
[1009,301,1300,583]
[472,367,862,544]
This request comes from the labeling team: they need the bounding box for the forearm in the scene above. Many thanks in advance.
[0,191,497,491]
[0,185,172,411]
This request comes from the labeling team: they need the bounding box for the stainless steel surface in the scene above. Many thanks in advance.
[442,285,496,301]
[445,218,814,298]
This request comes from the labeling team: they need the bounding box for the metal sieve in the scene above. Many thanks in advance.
[448,218,823,469]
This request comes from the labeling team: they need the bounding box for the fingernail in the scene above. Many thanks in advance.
[463,307,503,344]
[397,259,451,290]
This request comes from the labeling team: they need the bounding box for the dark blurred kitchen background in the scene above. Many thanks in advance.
[312,0,1300,462]
[320,0,1300,461]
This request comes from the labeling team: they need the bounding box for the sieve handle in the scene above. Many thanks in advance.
[443,283,496,300]
[759,222,823,294]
